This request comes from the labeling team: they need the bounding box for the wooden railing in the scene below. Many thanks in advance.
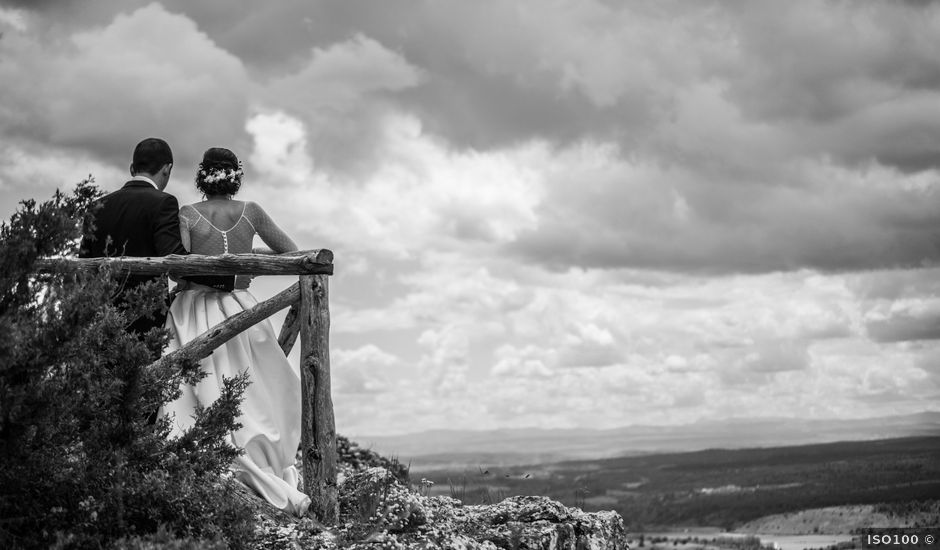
[35,250,339,523]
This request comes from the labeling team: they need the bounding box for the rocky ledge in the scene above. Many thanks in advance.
[253,464,629,549]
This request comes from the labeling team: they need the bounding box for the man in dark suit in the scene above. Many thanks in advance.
[80,137,188,334]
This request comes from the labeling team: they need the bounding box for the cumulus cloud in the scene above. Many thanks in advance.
[332,261,936,433]
[491,346,554,379]
[244,109,546,264]
[331,266,940,435]
[245,111,315,187]
[332,344,399,395]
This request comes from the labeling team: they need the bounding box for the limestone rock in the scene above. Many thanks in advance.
[255,463,628,549]
[455,495,628,550]
[335,468,628,550]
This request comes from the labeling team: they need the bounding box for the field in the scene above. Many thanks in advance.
[413,436,940,531]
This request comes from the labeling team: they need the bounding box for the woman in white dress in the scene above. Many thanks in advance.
[160,147,310,516]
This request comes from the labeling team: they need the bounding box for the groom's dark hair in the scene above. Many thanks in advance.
[131,138,173,175]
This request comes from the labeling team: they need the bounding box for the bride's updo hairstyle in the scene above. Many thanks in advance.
[196,147,243,197]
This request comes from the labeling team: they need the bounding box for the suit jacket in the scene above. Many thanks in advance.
[80,181,188,260]
[80,181,188,332]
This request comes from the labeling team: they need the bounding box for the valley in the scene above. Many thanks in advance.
[411,436,940,534]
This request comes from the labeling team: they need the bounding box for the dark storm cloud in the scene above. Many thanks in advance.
[867,313,940,343]
[304,1,667,152]
[850,268,940,302]
[725,2,940,121]
[154,0,690,151]
[724,1,940,173]
[19,0,937,171]
[156,0,324,75]
[0,3,252,174]
[400,66,650,153]
[0,0,64,9]
[328,0,692,151]
[243,0,940,172]
[0,0,145,30]
[507,154,940,274]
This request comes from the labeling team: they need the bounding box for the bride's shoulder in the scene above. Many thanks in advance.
[243,200,265,215]
[243,201,279,225]
[179,203,201,215]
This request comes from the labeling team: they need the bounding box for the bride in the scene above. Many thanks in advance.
[160,147,311,516]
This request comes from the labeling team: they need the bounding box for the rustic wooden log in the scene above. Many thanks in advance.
[224,477,300,525]
[300,274,338,524]
[149,282,300,372]
[253,248,317,257]
[278,302,301,356]
[35,249,333,277]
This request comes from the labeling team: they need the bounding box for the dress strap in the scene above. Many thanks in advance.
[193,202,249,234]
[179,204,200,228]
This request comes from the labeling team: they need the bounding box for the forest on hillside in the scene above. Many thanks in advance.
[416,436,940,530]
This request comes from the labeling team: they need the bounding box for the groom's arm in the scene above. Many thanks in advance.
[152,194,189,257]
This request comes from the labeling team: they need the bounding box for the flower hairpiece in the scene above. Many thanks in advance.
[198,162,244,184]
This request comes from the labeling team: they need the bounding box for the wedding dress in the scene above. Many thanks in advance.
[160,200,310,516]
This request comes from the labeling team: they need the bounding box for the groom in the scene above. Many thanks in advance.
[80,137,188,335]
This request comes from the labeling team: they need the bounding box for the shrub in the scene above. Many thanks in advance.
[0,180,255,549]
[337,434,410,483]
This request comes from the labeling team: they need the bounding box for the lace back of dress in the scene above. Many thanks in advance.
[181,202,298,291]
[184,206,256,256]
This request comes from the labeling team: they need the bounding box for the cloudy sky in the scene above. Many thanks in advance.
[2,1,939,439]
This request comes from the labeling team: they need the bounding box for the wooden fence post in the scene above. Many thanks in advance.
[300,273,338,523]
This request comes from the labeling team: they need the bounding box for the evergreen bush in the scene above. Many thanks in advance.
[0,180,256,549]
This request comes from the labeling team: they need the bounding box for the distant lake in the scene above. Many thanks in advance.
[758,534,854,550]
[637,531,855,550]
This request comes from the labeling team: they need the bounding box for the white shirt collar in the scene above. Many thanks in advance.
[130,175,159,190]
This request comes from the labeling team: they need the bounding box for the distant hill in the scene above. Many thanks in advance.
[351,412,940,469]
